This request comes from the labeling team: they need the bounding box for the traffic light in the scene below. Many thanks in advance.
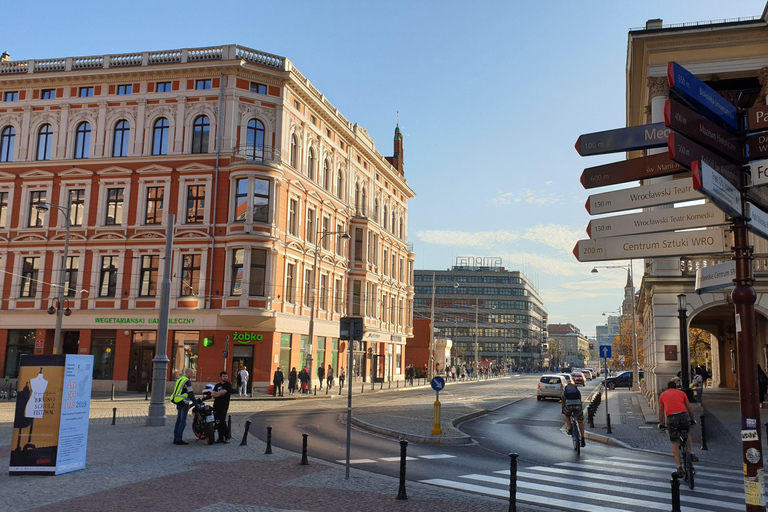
[203,337,213,347]
[589,343,594,350]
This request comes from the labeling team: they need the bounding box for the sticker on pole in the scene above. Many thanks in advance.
[430,377,445,391]
[742,430,759,442]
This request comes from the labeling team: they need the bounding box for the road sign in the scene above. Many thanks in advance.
[749,159,768,187]
[580,153,684,190]
[575,122,670,157]
[668,132,741,187]
[586,203,724,238]
[667,61,738,131]
[747,105,768,132]
[573,226,728,262]
[430,376,445,391]
[691,161,742,218]
[695,260,735,293]
[585,177,702,215]
[747,202,768,240]
[664,99,744,162]
[746,185,768,214]
[747,132,768,161]
[599,346,612,359]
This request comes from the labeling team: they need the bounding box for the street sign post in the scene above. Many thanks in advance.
[695,260,736,294]
[585,177,701,215]
[668,132,741,187]
[599,345,612,359]
[749,159,768,187]
[664,99,744,162]
[430,376,445,435]
[691,161,743,218]
[580,153,683,189]
[587,203,724,238]
[575,122,670,156]
[668,61,738,131]
[746,202,768,240]
[573,227,728,262]
[747,132,768,161]
[747,105,768,132]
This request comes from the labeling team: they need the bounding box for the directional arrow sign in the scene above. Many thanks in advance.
[668,61,738,131]
[580,153,684,190]
[587,203,725,238]
[585,177,702,215]
[691,161,742,218]
[746,132,768,161]
[747,202,768,240]
[575,123,670,157]
[747,105,768,132]
[749,159,768,187]
[573,227,728,262]
[599,345,612,359]
[668,132,741,188]
[664,99,744,162]
[695,260,735,294]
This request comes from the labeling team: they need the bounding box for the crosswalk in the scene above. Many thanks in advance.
[336,454,456,464]
[420,456,748,511]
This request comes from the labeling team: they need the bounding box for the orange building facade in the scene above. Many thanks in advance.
[0,45,415,392]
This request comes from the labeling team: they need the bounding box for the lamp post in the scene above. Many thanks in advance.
[36,202,72,355]
[429,272,435,380]
[678,294,693,402]
[307,230,350,390]
[592,263,640,391]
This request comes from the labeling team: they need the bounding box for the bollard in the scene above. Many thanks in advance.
[587,405,595,429]
[397,380,399,389]
[112,407,116,425]
[325,385,329,395]
[228,415,232,440]
[388,380,391,389]
[396,439,408,500]
[361,383,364,394]
[240,420,251,446]
[700,414,708,451]
[145,383,149,400]
[265,426,273,454]
[670,471,681,512]
[606,413,612,434]
[509,453,518,512]
[380,381,383,390]
[314,386,317,396]
[300,433,309,465]
[111,383,115,401]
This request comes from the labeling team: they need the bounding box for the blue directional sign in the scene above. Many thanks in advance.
[599,345,612,359]
[667,61,738,131]
[575,122,669,156]
[430,376,445,391]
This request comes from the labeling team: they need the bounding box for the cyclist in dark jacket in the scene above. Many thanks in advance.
[561,382,585,447]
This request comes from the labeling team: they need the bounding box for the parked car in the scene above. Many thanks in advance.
[537,374,568,401]
[605,370,644,389]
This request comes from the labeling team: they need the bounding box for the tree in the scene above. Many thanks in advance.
[612,315,644,369]
[688,328,712,368]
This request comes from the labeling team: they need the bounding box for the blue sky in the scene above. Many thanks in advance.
[5,0,765,336]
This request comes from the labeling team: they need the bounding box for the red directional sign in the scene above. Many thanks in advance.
[747,132,768,161]
[580,153,683,190]
[747,105,768,132]
[664,99,744,162]
[668,132,741,188]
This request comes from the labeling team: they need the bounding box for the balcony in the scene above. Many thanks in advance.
[230,145,282,167]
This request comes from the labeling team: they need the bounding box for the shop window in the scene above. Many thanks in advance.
[91,330,116,379]
[316,337,326,377]
[171,331,199,382]
[4,329,35,378]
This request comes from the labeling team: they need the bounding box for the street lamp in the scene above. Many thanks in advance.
[307,230,350,390]
[36,202,72,355]
[592,263,640,391]
[678,294,693,401]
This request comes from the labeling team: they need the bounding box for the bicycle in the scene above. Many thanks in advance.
[569,410,582,455]
[659,420,696,489]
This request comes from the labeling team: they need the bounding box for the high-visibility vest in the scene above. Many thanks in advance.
[170,376,189,404]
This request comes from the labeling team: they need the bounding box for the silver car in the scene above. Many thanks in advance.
[537,374,568,401]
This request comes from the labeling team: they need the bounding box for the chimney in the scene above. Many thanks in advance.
[645,19,663,30]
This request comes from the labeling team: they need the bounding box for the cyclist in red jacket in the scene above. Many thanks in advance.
[658,380,697,476]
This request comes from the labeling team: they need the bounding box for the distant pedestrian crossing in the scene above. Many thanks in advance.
[420,456,746,512]
[336,454,455,464]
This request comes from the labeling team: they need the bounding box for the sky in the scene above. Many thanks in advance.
[4,0,766,336]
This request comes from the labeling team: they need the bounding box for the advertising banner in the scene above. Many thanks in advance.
[9,354,93,475]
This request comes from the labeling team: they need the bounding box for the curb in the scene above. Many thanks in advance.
[349,416,473,445]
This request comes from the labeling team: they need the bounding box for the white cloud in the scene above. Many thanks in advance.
[415,224,582,255]
[492,188,559,205]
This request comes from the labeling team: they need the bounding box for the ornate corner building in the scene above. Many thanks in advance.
[0,45,415,391]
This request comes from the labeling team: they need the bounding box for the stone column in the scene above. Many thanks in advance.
[135,99,146,155]
[95,101,107,157]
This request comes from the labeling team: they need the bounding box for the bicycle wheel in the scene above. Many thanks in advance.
[572,415,581,454]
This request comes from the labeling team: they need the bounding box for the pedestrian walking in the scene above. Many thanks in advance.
[211,371,232,443]
[299,367,310,394]
[326,365,334,389]
[238,366,249,396]
[317,365,325,390]
[339,367,346,390]
[288,367,298,395]
[272,367,284,397]
[690,367,704,404]
[170,368,195,445]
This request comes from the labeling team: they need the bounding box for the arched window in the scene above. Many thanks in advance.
[383,206,388,229]
[191,115,209,154]
[307,147,315,180]
[246,119,265,159]
[323,159,330,190]
[74,122,91,159]
[37,124,53,161]
[354,183,360,212]
[0,126,14,162]
[337,170,344,199]
[290,134,298,167]
[152,118,169,155]
[112,120,130,157]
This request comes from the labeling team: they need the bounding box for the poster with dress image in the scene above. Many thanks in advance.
[9,354,93,475]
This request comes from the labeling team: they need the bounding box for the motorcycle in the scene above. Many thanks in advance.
[191,391,216,445]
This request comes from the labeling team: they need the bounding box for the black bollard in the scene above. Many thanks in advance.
[112,407,116,425]
[699,414,707,451]
[588,405,595,429]
[396,439,408,500]
[240,420,251,446]
[265,426,273,454]
[314,385,317,396]
[145,383,149,400]
[388,380,391,389]
[228,415,232,440]
[111,383,115,401]
[509,453,518,512]
[670,471,681,512]
[300,434,309,465]
[606,413,612,434]
[361,382,364,394]
[397,380,399,389]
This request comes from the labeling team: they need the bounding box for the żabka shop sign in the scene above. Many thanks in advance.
[231,332,264,344]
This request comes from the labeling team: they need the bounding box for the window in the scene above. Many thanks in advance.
[383,206,388,230]
[246,119,265,158]
[320,274,328,310]
[145,186,164,224]
[112,120,129,157]
[64,256,78,297]
[91,330,116,380]
[99,256,118,297]
[336,224,345,256]
[69,189,85,226]
[354,184,360,212]
[41,89,55,100]
[336,170,343,199]
[323,160,330,190]
[231,249,244,296]
[253,178,269,222]
[78,87,94,98]
[288,198,298,236]
[180,254,201,296]
[117,84,132,95]
[3,91,18,102]
[310,115,317,125]
[334,278,342,312]
[234,178,247,221]
[170,332,198,383]
[321,217,330,250]
[74,122,91,159]
[139,255,159,297]
[290,135,297,167]
[303,268,312,307]
[37,124,53,160]
[250,82,267,94]
[0,192,7,227]
[20,257,39,297]
[0,126,14,162]
[105,187,124,225]
[152,118,169,155]
[285,262,295,303]
[373,199,379,223]
[191,115,209,153]
[306,208,315,244]
[249,249,266,296]
[307,148,315,180]
[195,79,212,90]
[186,184,205,223]
[383,249,388,275]
[4,330,34,378]
[354,228,363,261]
[352,280,361,315]
[28,190,46,227]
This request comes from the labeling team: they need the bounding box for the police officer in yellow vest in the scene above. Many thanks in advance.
[171,368,196,445]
